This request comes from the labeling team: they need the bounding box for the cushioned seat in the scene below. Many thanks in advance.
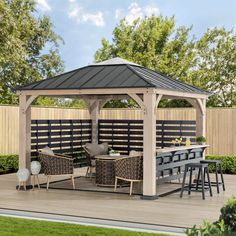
[83,143,109,178]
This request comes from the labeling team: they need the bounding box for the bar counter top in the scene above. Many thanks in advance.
[156,144,209,154]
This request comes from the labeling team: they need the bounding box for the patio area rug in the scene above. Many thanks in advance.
[40,176,182,197]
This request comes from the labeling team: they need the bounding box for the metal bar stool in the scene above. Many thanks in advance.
[180,162,213,200]
[200,160,225,193]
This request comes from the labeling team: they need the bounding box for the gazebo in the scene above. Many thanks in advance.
[16,57,210,199]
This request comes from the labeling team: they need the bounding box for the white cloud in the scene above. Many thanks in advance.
[68,1,105,27]
[36,0,51,11]
[115,9,123,20]
[115,2,160,24]
[144,5,159,16]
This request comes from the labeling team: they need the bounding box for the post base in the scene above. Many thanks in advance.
[16,185,33,191]
[140,195,159,200]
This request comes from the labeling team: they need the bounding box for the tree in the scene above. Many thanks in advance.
[34,97,88,108]
[95,16,236,108]
[95,16,196,108]
[0,0,64,104]
[191,28,236,107]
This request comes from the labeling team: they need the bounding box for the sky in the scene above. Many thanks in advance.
[35,0,236,72]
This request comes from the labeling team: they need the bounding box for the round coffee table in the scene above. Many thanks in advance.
[95,155,127,187]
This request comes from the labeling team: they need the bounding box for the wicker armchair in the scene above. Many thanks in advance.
[83,143,111,178]
[114,155,143,195]
[83,146,96,178]
[38,151,75,190]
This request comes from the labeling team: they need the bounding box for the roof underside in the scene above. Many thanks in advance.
[17,58,210,96]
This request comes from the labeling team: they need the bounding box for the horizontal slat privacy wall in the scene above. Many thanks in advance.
[1,106,236,156]
[31,120,92,156]
[157,120,196,148]
[31,119,196,156]
[98,120,143,154]
[98,119,196,154]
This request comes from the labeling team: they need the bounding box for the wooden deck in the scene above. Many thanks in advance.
[0,168,235,229]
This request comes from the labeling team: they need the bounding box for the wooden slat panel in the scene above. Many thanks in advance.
[31,119,92,156]
[0,105,236,155]
[98,119,196,153]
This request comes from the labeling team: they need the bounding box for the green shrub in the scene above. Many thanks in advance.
[0,155,18,174]
[206,155,236,174]
[185,221,225,236]
[185,196,236,236]
[219,196,236,232]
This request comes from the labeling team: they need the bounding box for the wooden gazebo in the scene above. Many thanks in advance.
[16,57,210,199]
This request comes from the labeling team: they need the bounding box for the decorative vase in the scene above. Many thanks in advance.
[30,161,41,175]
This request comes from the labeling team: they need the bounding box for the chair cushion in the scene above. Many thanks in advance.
[41,146,54,156]
[85,143,109,157]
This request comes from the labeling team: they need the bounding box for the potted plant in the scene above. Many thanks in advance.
[196,136,207,145]
[109,149,120,156]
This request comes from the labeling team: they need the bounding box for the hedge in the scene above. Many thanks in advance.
[0,155,18,174]
[0,154,235,175]
[206,155,236,174]
[0,154,85,175]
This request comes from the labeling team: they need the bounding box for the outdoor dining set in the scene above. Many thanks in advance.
[30,141,225,199]
[37,143,143,196]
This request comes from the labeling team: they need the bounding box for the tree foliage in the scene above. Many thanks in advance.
[33,97,88,108]
[95,16,236,107]
[0,0,64,104]
[191,28,236,107]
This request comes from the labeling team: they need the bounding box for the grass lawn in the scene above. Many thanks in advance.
[0,216,170,236]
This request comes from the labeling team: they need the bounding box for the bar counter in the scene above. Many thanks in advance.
[156,145,209,184]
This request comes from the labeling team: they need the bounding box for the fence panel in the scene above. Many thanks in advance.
[31,119,92,156]
[0,105,236,156]
[98,119,196,154]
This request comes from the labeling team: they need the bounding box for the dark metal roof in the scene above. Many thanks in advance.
[16,57,210,95]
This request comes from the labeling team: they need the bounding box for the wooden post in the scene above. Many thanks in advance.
[89,100,100,144]
[187,98,207,159]
[142,92,157,199]
[19,95,32,186]
[196,99,206,138]
[186,98,206,138]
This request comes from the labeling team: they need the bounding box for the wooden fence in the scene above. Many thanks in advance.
[0,105,236,156]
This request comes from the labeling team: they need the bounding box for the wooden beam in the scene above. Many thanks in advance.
[156,94,163,108]
[88,100,99,144]
[142,92,157,199]
[24,95,37,113]
[17,88,154,96]
[88,98,108,144]
[128,93,146,112]
[196,98,205,115]
[186,98,207,159]
[196,99,206,136]
[155,89,209,99]
[19,95,32,186]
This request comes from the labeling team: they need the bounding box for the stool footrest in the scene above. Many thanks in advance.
[182,184,211,192]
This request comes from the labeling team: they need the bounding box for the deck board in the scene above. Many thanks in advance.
[0,168,235,228]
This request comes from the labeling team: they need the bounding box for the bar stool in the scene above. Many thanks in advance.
[180,163,212,200]
[200,160,225,193]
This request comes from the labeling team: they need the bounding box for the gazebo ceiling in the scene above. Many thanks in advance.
[16,57,210,96]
